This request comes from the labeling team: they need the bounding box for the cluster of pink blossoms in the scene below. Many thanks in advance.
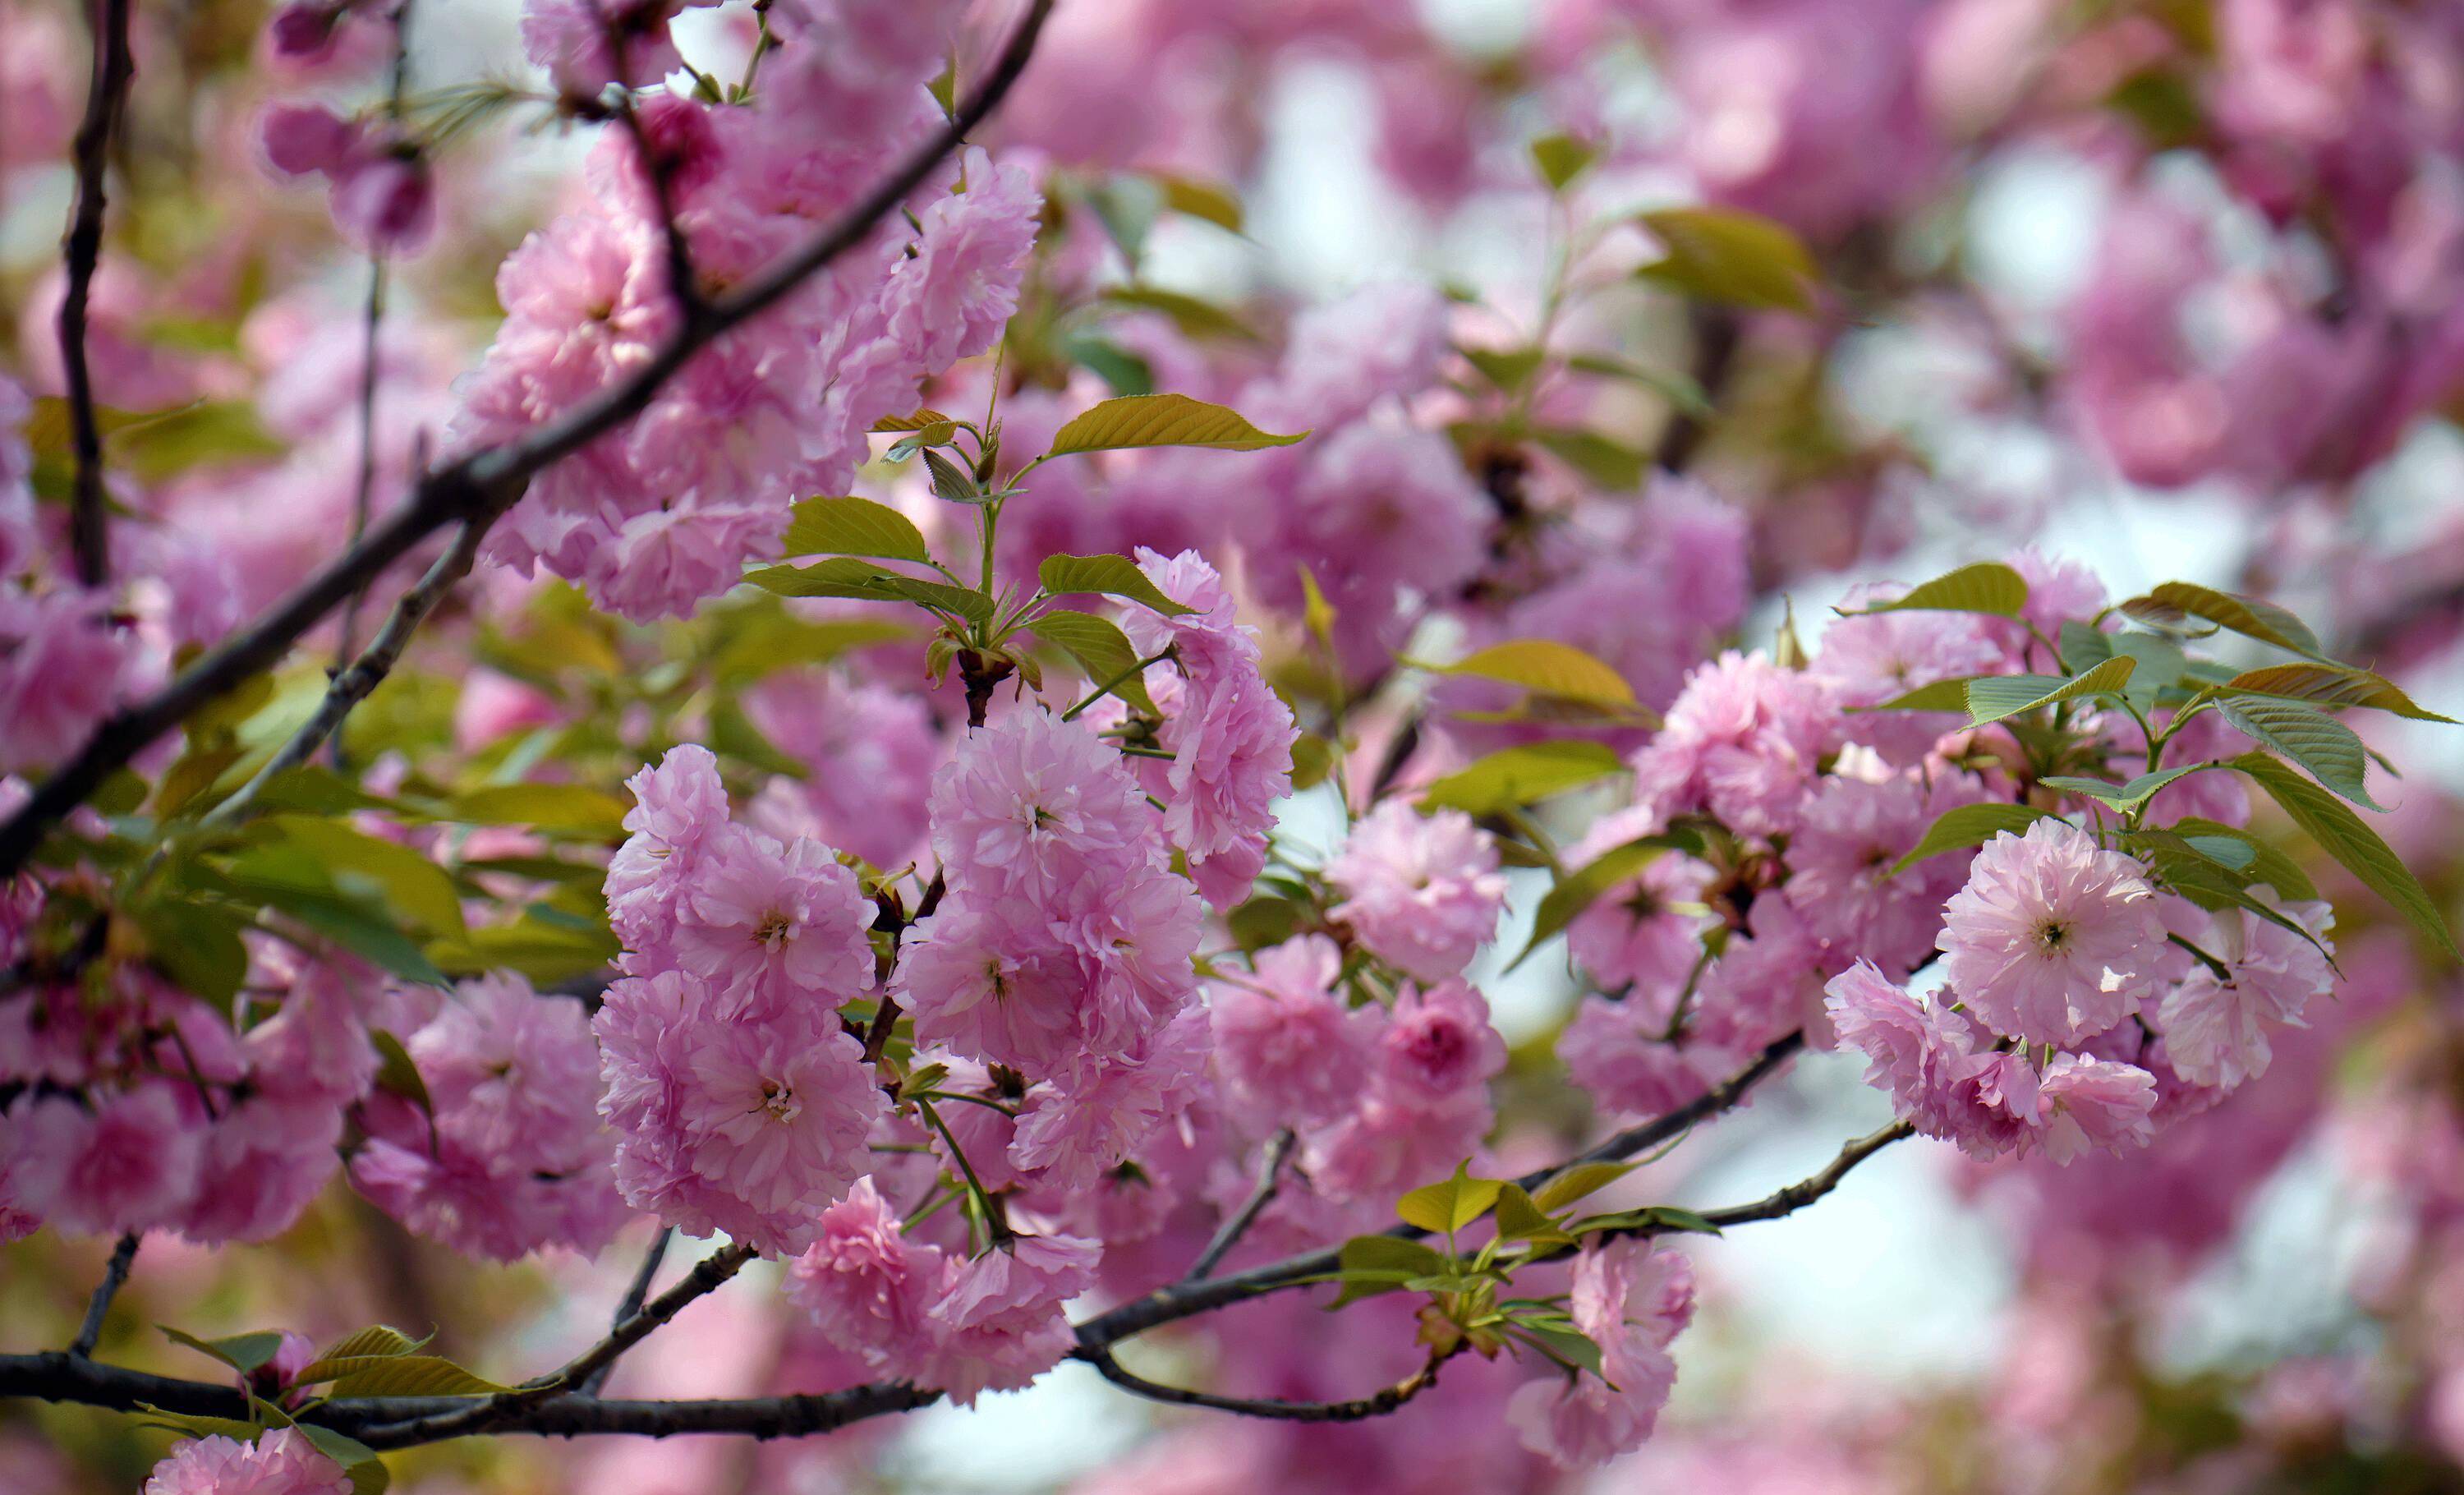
[445,0,1041,621]
[140,1429,347,1495]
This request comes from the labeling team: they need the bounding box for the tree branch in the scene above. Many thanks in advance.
[1694,1118,1913,1231]
[0,0,1059,877]
[67,1233,139,1359]
[58,0,137,587]
[1079,1343,1456,1424]
[0,1027,1809,1449]
[580,1226,672,1396]
[1184,1128,1293,1281]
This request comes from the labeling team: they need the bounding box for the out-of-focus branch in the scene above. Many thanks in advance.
[581,1226,673,1396]
[1184,1128,1294,1281]
[67,1233,140,1360]
[58,0,138,587]
[0,0,1058,877]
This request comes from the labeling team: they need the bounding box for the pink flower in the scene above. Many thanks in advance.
[1211,935,1377,1129]
[608,743,731,952]
[1326,800,1509,982]
[785,1175,950,1381]
[1121,549,1299,909]
[1561,822,1713,999]
[670,824,876,1010]
[742,671,943,868]
[882,148,1041,371]
[520,0,710,95]
[1630,651,1840,838]
[174,1097,342,1247]
[8,1083,205,1236]
[1825,964,2037,1159]
[928,707,1167,899]
[1275,281,1453,427]
[1009,1009,1210,1190]
[1509,1241,1694,1469]
[1373,980,1507,1104]
[1303,1085,1492,1205]
[2156,898,2336,1090]
[2025,1054,2158,1164]
[143,1430,349,1495]
[1938,818,2165,1046]
[255,101,355,177]
[1784,771,1978,978]
[922,1231,1102,1405]
[1556,995,1718,1120]
[407,973,609,1170]
[0,591,136,774]
[1812,583,2003,761]
[595,970,886,1256]
[1268,423,1491,674]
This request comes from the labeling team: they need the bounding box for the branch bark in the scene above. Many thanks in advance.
[0,0,1059,877]
[58,0,137,587]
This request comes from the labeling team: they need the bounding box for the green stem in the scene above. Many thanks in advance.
[1063,648,1175,722]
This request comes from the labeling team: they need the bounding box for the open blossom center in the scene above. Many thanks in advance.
[754,910,794,948]
[759,1077,802,1124]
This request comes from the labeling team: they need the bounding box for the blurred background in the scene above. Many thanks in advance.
[8,0,2464,1490]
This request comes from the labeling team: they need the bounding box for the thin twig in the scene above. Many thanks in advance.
[67,1234,139,1359]
[1079,1343,1456,1423]
[0,0,1059,877]
[58,0,137,587]
[1692,1119,1914,1231]
[353,1240,755,1445]
[1184,1129,1294,1281]
[579,1226,673,1396]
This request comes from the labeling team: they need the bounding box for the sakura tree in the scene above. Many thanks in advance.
[5,0,2464,1493]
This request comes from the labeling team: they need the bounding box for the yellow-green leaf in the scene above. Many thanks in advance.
[1431,640,1636,710]
[1850,562,2029,618]
[1397,1161,1505,1235]
[2232,752,2457,959]
[1037,553,1194,614]
[780,496,931,564]
[1890,803,2052,875]
[1965,657,2137,727]
[1418,741,1625,816]
[1634,206,1818,312]
[1029,609,1159,715]
[1044,393,1306,458]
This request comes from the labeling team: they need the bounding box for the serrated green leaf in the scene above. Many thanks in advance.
[163,1327,287,1375]
[1492,1183,1567,1244]
[315,1355,508,1399]
[1430,640,1636,710]
[1037,554,1194,615]
[1506,1322,1607,1378]
[1418,742,1624,816]
[1851,562,2029,618]
[1865,677,1980,712]
[310,1325,430,1365]
[920,448,985,505]
[2216,697,2384,810]
[745,559,995,623]
[2122,582,2326,660]
[255,816,467,938]
[780,496,931,564]
[1397,1161,1506,1235]
[2125,826,2338,964]
[871,408,954,433]
[1044,393,1306,457]
[2220,663,2454,723]
[1634,206,1818,311]
[133,1405,269,1442]
[1514,835,1690,970]
[2039,764,2212,814]
[1890,803,2053,875]
[1328,1235,1450,1307]
[2232,752,2457,958]
[1028,609,1159,715]
[1530,1160,1639,1214]
[2166,816,2315,902]
[1965,656,2137,727]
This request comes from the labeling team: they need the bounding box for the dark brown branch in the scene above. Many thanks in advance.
[1079,1344,1455,1423]
[0,0,1058,877]
[1184,1128,1293,1281]
[58,0,137,586]
[67,1233,139,1359]
[1693,1118,1913,1231]
[352,1240,754,1446]
[580,1226,672,1396]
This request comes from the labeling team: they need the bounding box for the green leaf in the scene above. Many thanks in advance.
[1492,1183,1569,1244]
[260,888,449,987]
[441,917,620,986]
[1397,1161,1505,1235]
[1506,1322,1606,1379]
[1461,345,1548,395]
[1965,656,2138,727]
[2059,620,2116,669]
[2219,663,2455,723]
[871,408,954,433]
[132,1405,269,1442]
[1096,287,1259,345]
[314,1355,509,1399]
[1531,1161,1639,1214]
[1418,742,1625,816]
[1289,734,1335,791]
[292,1426,389,1495]
[2124,827,2338,964]
[1328,1235,1450,1308]
[367,1031,432,1119]
[1529,131,1598,190]
[2232,752,2457,958]
[1044,393,1306,457]
[1514,836,1686,969]
[1063,334,1158,395]
[1154,173,1245,233]
[1890,803,2053,875]
[310,1325,430,1365]
[126,897,250,1008]
[2122,582,2326,660]
[746,559,995,623]
[256,816,467,938]
[1634,206,1818,311]
[1531,427,1648,490]
[2167,816,2316,902]
[2215,697,2384,810]
[1037,553,1194,614]
[1028,609,1159,715]
[441,784,627,839]
[780,496,931,564]
[1429,640,1637,711]
[1561,352,1715,417]
[1850,562,2030,618]
[163,1327,288,1375]
[1866,677,1979,712]
[921,448,985,505]
[2039,764,2213,815]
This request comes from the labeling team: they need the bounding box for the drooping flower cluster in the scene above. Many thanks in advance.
[140,1430,348,1495]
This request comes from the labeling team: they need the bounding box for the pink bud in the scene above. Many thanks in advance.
[329,146,436,255]
[267,1,342,60]
[256,100,356,177]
